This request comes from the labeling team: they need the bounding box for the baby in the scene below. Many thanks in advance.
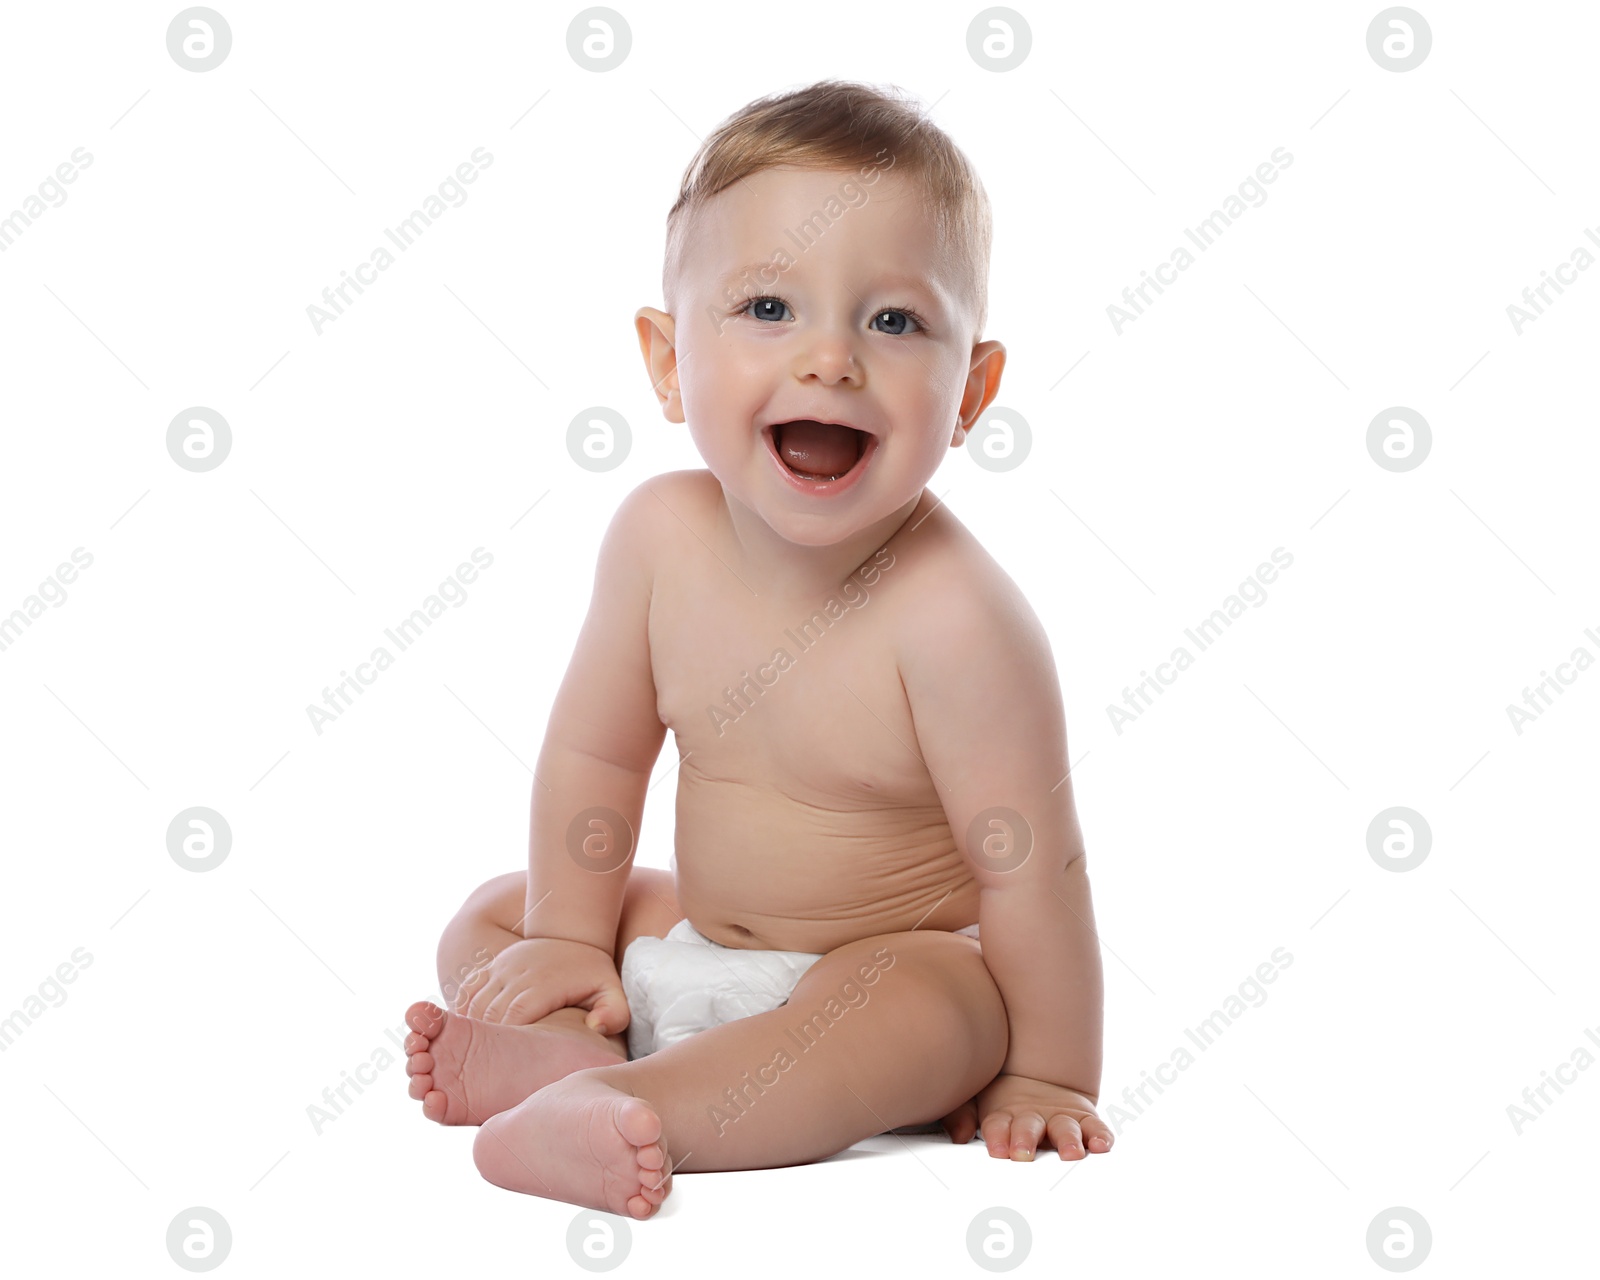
[403,79,1112,1218]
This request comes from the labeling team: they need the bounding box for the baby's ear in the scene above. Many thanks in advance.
[959,340,1006,420]
[634,307,683,422]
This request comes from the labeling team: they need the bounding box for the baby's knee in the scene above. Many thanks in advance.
[883,935,1008,1067]
[459,870,531,927]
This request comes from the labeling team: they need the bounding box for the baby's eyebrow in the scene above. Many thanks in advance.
[864,272,945,302]
[715,262,780,293]
[712,264,947,308]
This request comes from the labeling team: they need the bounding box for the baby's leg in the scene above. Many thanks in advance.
[408,866,683,1124]
[472,930,1007,1214]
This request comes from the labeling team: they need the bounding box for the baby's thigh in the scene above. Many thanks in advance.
[790,931,1007,1060]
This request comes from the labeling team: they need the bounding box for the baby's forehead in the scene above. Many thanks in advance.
[699,163,924,224]
[680,166,956,286]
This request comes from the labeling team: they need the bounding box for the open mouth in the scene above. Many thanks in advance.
[766,419,874,485]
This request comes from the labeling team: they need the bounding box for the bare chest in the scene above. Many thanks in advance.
[649,566,934,804]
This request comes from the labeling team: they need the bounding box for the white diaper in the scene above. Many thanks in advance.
[620,918,980,1062]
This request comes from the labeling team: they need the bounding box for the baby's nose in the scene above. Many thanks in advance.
[792,329,862,385]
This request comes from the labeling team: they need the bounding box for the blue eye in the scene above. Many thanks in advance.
[744,296,792,322]
[738,296,927,333]
[871,309,921,335]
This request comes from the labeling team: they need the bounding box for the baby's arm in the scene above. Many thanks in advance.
[900,574,1112,1159]
[475,480,668,1029]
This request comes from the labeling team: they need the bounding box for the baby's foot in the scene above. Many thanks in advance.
[403,1000,624,1125]
[473,1071,673,1219]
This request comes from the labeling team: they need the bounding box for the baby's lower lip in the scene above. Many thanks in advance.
[763,426,875,496]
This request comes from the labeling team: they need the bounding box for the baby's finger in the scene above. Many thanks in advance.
[940,1099,979,1145]
[465,976,503,1020]
[1045,1113,1085,1160]
[453,967,487,1011]
[481,981,528,1024]
[585,985,631,1036]
[979,1111,1015,1160]
[1006,1111,1048,1161]
[1079,1113,1115,1154]
[501,988,556,1026]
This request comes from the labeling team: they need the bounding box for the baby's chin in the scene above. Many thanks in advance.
[723,478,927,551]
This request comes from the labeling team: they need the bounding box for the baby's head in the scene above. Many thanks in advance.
[662,80,993,340]
[636,80,1006,547]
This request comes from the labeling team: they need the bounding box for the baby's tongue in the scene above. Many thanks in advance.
[777,420,860,478]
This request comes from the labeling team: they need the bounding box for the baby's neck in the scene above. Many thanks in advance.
[719,488,925,599]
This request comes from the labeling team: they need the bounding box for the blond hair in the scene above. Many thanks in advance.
[662,80,992,337]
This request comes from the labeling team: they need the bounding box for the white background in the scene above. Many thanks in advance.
[1,1,1595,1275]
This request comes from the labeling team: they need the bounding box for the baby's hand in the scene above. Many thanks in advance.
[454,937,631,1033]
[966,1073,1115,1161]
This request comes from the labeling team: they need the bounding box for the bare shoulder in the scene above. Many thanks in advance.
[603,469,722,567]
[615,468,721,536]
[629,467,721,509]
[888,501,1055,679]
[890,503,1075,832]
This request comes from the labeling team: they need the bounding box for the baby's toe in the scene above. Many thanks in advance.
[406,1001,445,1036]
[422,1089,450,1123]
[626,1193,656,1219]
[635,1127,672,1206]
[613,1098,662,1149]
[635,1141,666,1172]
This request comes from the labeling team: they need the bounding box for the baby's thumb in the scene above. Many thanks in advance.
[584,986,631,1037]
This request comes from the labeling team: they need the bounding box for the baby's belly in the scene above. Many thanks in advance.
[670,773,980,953]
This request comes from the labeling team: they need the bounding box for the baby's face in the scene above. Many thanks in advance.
[641,166,1003,549]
